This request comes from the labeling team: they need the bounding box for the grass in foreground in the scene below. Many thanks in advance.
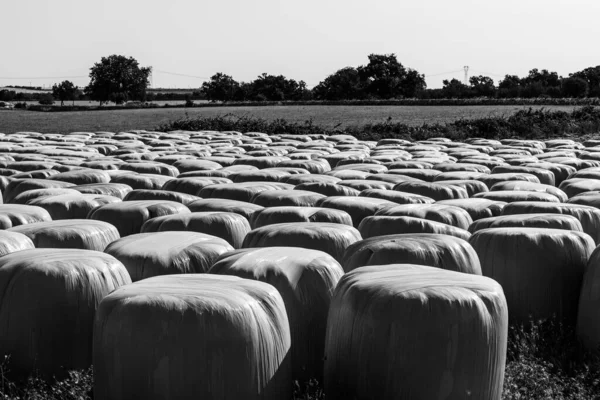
[1,319,599,400]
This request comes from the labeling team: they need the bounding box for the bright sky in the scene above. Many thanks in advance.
[2,0,599,90]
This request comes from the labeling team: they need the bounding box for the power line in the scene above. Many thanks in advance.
[153,70,210,79]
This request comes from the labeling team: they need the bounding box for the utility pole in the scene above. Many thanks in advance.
[464,66,469,85]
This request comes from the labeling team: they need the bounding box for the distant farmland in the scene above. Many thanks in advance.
[0,104,582,134]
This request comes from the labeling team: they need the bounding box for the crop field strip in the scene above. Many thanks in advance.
[0,104,581,134]
[1,130,600,398]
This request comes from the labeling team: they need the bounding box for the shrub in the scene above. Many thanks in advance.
[38,94,54,105]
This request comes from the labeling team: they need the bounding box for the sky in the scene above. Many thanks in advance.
[1,0,600,90]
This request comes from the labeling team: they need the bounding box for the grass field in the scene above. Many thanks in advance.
[0,104,581,134]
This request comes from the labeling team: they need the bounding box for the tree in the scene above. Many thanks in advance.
[52,80,79,106]
[442,79,471,98]
[358,54,406,99]
[84,55,151,105]
[469,75,496,97]
[561,77,589,98]
[312,67,365,100]
[571,66,600,97]
[38,93,54,105]
[498,75,522,98]
[201,73,240,102]
[247,73,309,101]
[401,69,427,98]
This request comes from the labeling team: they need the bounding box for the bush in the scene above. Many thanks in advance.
[14,102,27,109]
[38,94,54,105]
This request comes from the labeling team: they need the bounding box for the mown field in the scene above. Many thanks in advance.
[0,105,580,134]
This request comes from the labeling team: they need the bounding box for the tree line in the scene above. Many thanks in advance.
[2,54,599,106]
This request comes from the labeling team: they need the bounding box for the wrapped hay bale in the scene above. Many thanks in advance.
[12,188,80,204]
[29,193,121,220]
[468,214,584,234]
[284,174,340,186]
[522,162,575,186]
[316,196,398,228]
[491,165,555,186]
[577,246,600,350]
[0,230,35,256]
[123,189,200,205]
[141,211,250,248]
[0,249,131,379]
[477,173,541,188]
[568,193,600,209]
[474,190,560,203]
[341,233,481,274]
[359,188,434,204]
[188,198,263,220]
[0,204,52,229]
[93,274,291,400]
[469,227,594,323]
[242,222,362,263]
[249,206,353,229]
[324,264,507,400]
[161,177,233,196]
[376,204,473,230]
[199,182,294,203]
[435,179,490,196]
[490,181,568,202]
[120,162,179,177]
[110,173,174,190]
[250,190,325,207]
[210,247,343,381]
[387,168,442,182]
[559,178,600,199]
[294,181,360,197]
[358,215,471,240]
[276,158,331,174]
[233,155,290,169]
[502,201,600,244]
[325,169,370,180]
[71,183,133,199]
[89,200,190,237]
[4,179,75,203]
[49,169,111,185]
[231,169,291,183]
[436,198,506,221]
[392,181,468,201]
[105,231,233,281]
[9,219,120,251]
[172,159,223,172]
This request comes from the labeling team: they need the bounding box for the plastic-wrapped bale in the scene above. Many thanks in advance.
[358,215,471,241]
[161,177,233,196]
[315,196,398,228]
[276,159,331,174]
[491,165,555,186]
[0,204,52,229]
[577,246,600,350]
[71,183,133,199]
[4,179,75,203]
[120,162,179,177]
[199,182,294,203]
[93,274,291,400]
[376,203,473,230]
[11,188,81,204]
[474,190,560,203]
[324,264,507,400]
[387,168,442,182]
[341,233,481,274]
[49,169,111,185]
[8,219,119,251]
[10,169,59,179]
[436,198,505,221]
[432,171,488,182]
[249,190,325,207]
[28,193,121,220]
[490,181,568,202]
[335,180,392,192]
[284,174,340,186]
[325,169,370,180]
[559,178,600,199]
[0,230,34,256]
[359,189,434,204]
[123,189,200,205]
[141,211,250,249]
[392,181,468,201]
[89,200,190,237]
[243,222,361,263]
[566,167,600,180]
[188,198,263,220]
[105,231,233,281]
[502,201,600,244]
[110,173,174,190]
[435,179,489,196]
[522,162,576,186]
[249,206,353,229]
[294,181,360,197]
[468,214,584,234]
[0,249,131,379]
[477,173,541,188]
[210,247,343,382]
[469,227,594,323]
[231,169,291,183]
[568,193,600,209]
[171,159,223,173]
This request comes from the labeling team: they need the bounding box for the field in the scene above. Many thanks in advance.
[0,104,581,134]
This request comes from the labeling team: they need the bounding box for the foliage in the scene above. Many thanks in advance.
[571,66,600,97]
[201,73,241,102]
[84,55,151,105]
[562,77,590,98]
[312,67,365,100]
[38,94,54,105]
[51,80,80,106]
